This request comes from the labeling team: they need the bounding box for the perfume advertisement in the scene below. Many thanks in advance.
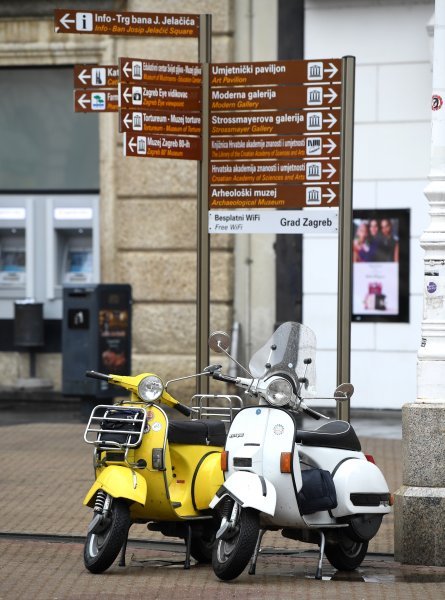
[352,209,410,323]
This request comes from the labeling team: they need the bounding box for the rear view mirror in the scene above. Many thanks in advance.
[208,331,231,353]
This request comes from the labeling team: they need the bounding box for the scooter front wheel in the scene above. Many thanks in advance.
[212,507,259,581]
[84,498,130,574]
[324,532,368,571]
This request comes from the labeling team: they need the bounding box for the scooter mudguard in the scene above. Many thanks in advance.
[83,465,147,508]
[210,470,276,516]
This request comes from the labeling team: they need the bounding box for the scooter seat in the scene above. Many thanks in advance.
[168,419,226,446]
[295,420,361,452]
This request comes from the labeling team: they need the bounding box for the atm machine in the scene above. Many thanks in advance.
[0,199,30,320]
[0,194,99,353]
[46,195,100,319]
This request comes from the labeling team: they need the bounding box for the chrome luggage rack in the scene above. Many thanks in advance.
[84,405,148,449]
[190,394,243,424]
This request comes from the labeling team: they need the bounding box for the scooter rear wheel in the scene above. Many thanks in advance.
[324,532,368,571]
[84,498,130,574]
[212,507,259,581]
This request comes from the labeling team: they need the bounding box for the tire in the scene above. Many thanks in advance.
[84,499,131,574]
[212,507,259,581]
[324,531,368,571]
[190,522,218,563]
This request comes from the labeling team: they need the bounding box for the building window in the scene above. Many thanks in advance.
[0,66,99,191]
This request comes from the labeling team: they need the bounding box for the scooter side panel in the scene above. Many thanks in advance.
[83,465,147,507]
[332,458,391,517]
[168,445,223,515]
[191,449,224,512]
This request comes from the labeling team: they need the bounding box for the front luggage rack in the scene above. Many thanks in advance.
[84,405,148,449]
[190,394,243,423]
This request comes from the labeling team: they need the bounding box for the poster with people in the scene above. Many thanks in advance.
[352,209,410,322]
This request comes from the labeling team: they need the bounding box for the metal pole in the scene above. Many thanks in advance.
[336,55,355,421]
[196,14,212,394]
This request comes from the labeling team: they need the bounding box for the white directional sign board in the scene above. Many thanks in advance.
[208,209,338,234]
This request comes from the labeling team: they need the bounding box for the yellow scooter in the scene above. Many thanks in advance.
[82,366,238,574]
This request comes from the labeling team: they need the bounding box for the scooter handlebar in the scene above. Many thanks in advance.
[300,403,325,420]
[212,372,238,384]
[174,402,192,417]
[85,370,110,382]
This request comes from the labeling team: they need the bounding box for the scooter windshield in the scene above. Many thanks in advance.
[248,322,316,397]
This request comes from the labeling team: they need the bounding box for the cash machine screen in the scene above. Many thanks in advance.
[63,249,93,283]
[0,248,26,284]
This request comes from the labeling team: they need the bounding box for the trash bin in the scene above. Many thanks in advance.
[62,284,132,398]
[14,300,44,348]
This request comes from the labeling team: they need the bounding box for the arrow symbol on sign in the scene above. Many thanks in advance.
[325,62,338,79]
[122,62,132,78]
[324,113,337,128]
[323,163,336,178]
[123,88,132,103]
[77,93,91,109]
[325,88,338,103]
[60,13,75,29]
[123,113,132,128]
[78,69,91,85]
[323,138,337,153]
[128,137,137,152]
[323,188,336,203]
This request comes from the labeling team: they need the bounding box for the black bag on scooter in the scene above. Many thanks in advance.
[99,408,143,446]
[297,468,337,515]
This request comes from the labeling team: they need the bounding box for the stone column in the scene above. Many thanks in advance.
[394,0,445,566]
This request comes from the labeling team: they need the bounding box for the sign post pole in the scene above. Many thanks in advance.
[196,14,212,393]
[336,55,355,421]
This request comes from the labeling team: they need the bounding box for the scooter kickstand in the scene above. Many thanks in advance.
[119,525,131,567]
[249,529,266,575]
[184,524,192,570]
[315,531,326,580]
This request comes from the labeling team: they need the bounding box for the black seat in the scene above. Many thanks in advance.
[295,420,361,452]
[168,419,226,446]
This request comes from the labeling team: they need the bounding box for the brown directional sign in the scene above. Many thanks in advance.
[210,59,342,86]
[119,58,202,86]
[74,65,118,88]
[74,89,119,112]
[209,183,339,209]
[211,84,340,111]
[209,159,339,185]
[120,83,201,111]
[210,134,340,160]
[123,133,202,160]
[210,109,340,136]
[54,9,199,37]
[119,109,202,135]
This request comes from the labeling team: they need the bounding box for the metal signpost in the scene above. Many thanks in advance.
[208,56,355,417]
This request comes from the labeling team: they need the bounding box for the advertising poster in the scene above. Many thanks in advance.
[352,209,410,322]
[98,309,130,373]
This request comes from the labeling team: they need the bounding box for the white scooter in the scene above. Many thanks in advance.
[208,322,392,581]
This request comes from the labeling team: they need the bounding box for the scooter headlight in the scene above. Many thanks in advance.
[138,375,164,402]
[266,378,293,407]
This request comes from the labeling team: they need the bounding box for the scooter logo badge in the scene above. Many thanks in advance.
[273,424,284,435]
[256,409,261,415]
[152,422,162,432]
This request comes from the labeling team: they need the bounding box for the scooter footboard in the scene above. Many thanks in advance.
[210,471,276,516]
[331,458,391,517]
